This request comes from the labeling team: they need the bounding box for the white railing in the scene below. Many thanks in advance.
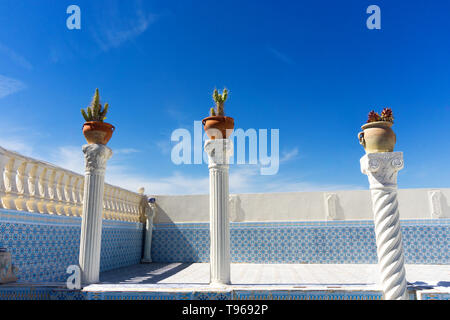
[0,146,145,222]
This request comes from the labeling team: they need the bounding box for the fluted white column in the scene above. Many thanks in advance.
[360,152,408,300]
[78,144,112,285]
[141,201,156,263]
[205,139,233,285]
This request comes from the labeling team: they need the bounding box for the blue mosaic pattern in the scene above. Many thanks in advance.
[417,292,450,300]
[0,286,53,300]
[152,219,450,264]
[0,287,412,300]
[0,209,144,282]
[233,290,383,300]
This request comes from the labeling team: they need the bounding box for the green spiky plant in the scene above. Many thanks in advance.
[210,88,228,116]
[81,88,109,122]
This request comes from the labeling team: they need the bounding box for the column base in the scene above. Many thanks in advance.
[209,281,230,287]
[141,258,152,264]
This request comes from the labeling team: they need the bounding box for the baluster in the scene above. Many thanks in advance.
[123,192,130,221]
[78,179,84,216]
[2,156,23,210]
[37,168,51,214]
[123,191,129,221]
[110,188,119,220]
[26,164,43,213]
[71,177,81,216]
[135,194,142,222]
[131,194,137,222]
[46,169,58,214]
[116,189,122,220]
[104,185,112,220]
[15,161,32,211]
[55,171,66,215]
[131,194,138,222]
[114,189,121,220]
[118,190,125,221]
[0,150,8,208]
[63,174,74,216]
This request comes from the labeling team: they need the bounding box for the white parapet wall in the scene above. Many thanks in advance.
[153,188,450,223]
[0,146,146,222]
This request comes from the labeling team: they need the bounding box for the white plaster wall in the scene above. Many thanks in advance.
[153,188,450,223]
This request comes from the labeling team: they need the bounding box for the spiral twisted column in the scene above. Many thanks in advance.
[205,139,233,285]
[360,152,408,300]
[78,144,112,285]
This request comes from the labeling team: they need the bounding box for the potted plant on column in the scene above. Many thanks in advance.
[358,108,395,153]
[81,88,115,145]
[202,88,234,139]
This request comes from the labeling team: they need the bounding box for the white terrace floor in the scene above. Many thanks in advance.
[83,263,450,293]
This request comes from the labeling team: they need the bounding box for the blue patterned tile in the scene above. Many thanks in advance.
[152,219,449,264]
[0,209,144,283]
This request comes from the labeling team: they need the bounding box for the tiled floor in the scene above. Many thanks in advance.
[83,263,450,292]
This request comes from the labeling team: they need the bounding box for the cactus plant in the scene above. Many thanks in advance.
[366,108,394,123]
[380,107,394,123]
[210,88,228,116]
[202,87,234,139]
[81,88,109,122]
[367,110,381,123]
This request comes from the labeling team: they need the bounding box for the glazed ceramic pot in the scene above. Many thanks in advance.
[82,121,115,145]
[202,116,234,139]
[358,121,396,153]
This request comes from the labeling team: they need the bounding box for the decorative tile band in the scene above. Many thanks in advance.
[0,209,144,283]
[0,286,431,300]
[151,219,450,264]
[417,291,450,300]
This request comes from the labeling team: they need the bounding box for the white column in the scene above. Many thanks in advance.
[204,139,233,285]
[141,201,156,263]
[360,152,408,300]
[78,144,112,285]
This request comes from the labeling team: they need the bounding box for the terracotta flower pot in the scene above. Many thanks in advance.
[82,121,115,145]
[358,121,396,153]
[202,116,234,139]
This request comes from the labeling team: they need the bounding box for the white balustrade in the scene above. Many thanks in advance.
[0,146,145,221]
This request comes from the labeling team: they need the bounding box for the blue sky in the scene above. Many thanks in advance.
[0,0,449,194]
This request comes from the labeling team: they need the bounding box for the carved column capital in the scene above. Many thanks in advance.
[82,144,113,175]
[360,152,403,189]
[204,139,233,169]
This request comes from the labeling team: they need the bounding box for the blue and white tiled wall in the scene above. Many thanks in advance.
[0,209,144,283]
[152,219,449,264]
[1,207,448,284]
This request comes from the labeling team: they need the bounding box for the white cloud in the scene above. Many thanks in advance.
[0,75,26,99]
[0,137,34,157]
[156,140,172,155]
[114,148,140,155]
[0,43,32,70]
[92,4,157,51]
[267,46,294,65]
[50,146,84,174]
[280,147,300,163]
